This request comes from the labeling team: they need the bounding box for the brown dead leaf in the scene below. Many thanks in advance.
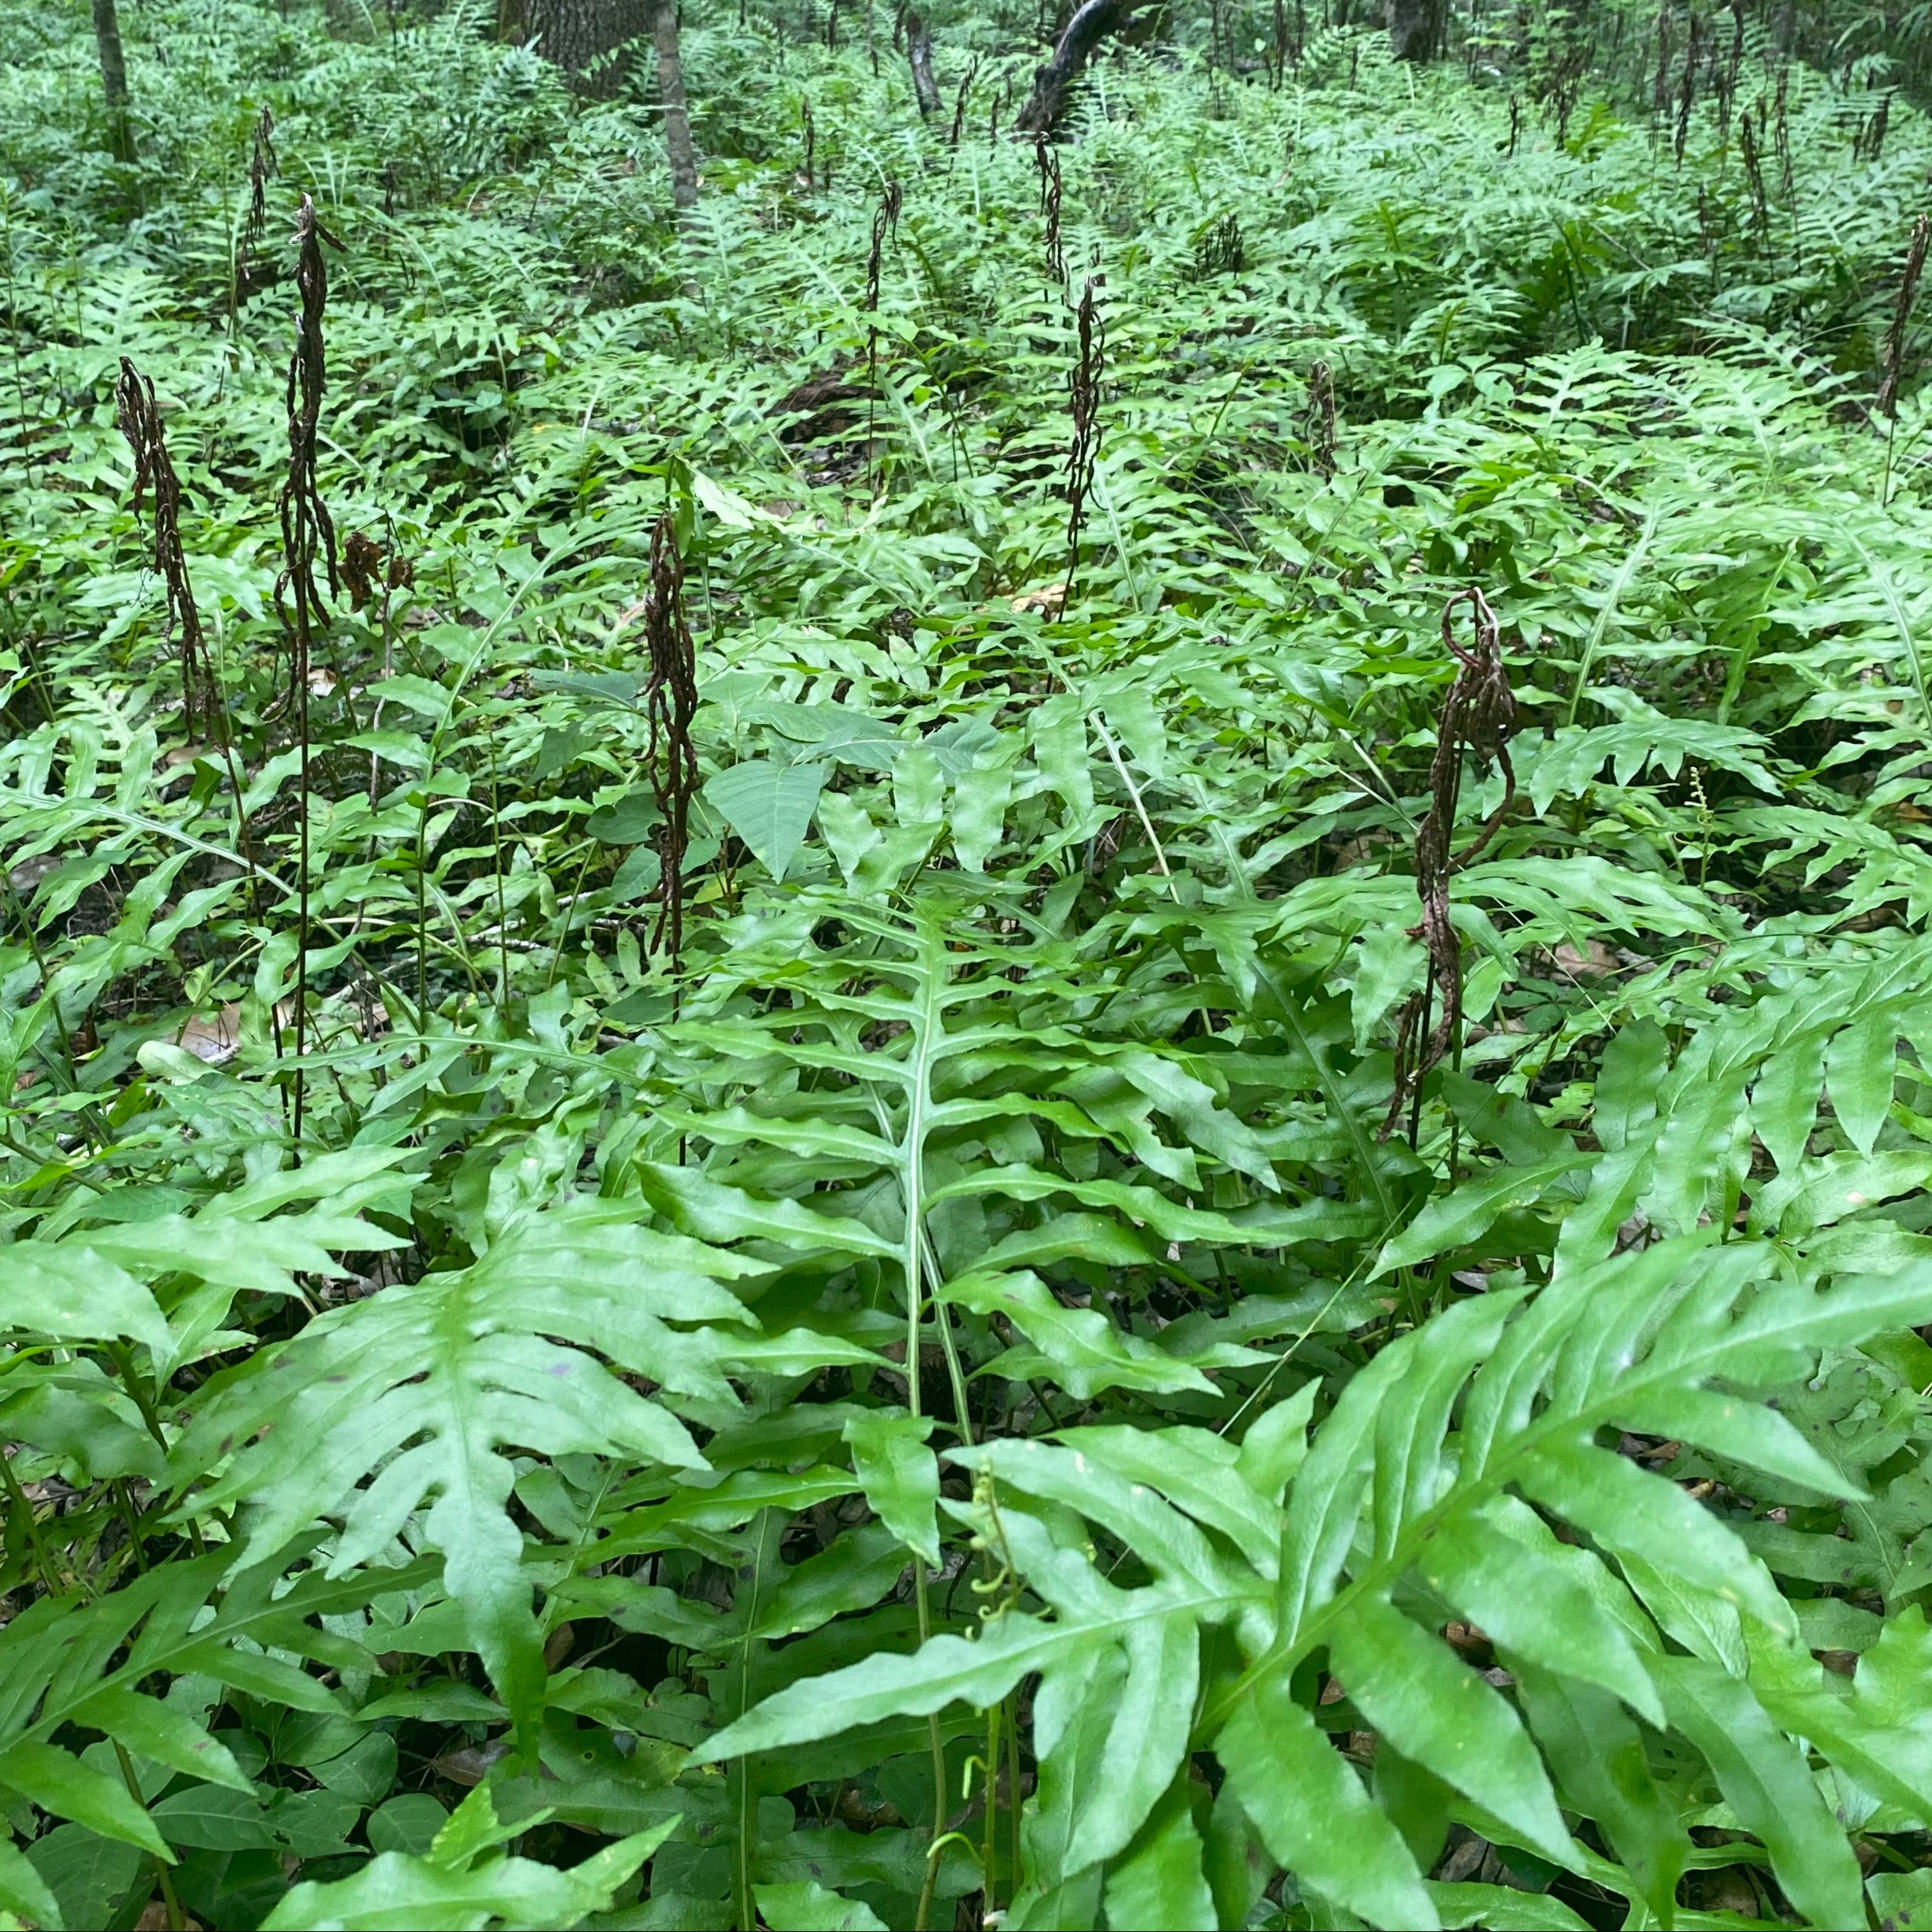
[1010,583,1067,617]
[177,1004,242,1065]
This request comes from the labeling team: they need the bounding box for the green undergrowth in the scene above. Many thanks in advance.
[8,2,1932,1927]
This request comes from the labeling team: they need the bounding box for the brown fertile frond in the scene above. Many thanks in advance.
[1063,276,1105,605]
[1035,133,1066,288]
[235,106,277,305]
[1878,212,1930,421]
[113,358,217,737]
[643,510,700,971]
[275,192,343,1149]
[1383,586,1518,1138]
[1304,359,1337,478]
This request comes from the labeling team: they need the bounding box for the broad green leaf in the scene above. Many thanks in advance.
[1102,1772,1217,1932]
[0,1835,65,1930]
[174,1206,733,1746]
[1751,1027,1829,1175]
[1867,1871,1932,1931]
[843,1410,941,1567]
[69,1687,254,1793]
[1426,1883,1589,1930]
[1374,1155,1592,1275]
[1611,1386,1860,1498]
[943,1269,1221,1398]
[1654,1657,1863,1930]
[0,1244,170,1352]
[693,1611,1054,1762]
[1826,1011,1895,1157]
[0,1738,171,1858]
[1515,1438,1796,1640]
[1217,1675,1435,1931]
[757,1879,889,1930]
[1512,1664,1687,1924]
[1594,1020,1666,1153]
[703,758,827,882]
[1235,1380,1319,1505]
[1417,1512,1663,1724]
[1327,1593,1574,1868]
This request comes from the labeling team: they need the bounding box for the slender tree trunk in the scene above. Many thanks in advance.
[1013,0,1141,134]
[1387,0,1444,60]
[905,10,942,115]
[525,0,651,96]
[92,0,134,162]
[652,0,700,210]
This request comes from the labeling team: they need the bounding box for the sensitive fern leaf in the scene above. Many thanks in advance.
[698,1239,1932,1930]
[173,1198,768,1741]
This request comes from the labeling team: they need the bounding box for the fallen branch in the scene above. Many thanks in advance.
[1014,0,1143,136]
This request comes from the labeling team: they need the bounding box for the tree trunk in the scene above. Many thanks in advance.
[1386,0,1443,61]
[905,11,942,115]
[1013,0,1140,134]
[91,0,134,162]
[651,0,700,210]
[525,0,651,96]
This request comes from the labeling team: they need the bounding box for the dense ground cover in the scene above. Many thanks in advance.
[10,3,1932,1927]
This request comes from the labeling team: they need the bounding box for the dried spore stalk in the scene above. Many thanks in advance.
[643,511,700,971]
[275,194,343,1145]
[1063,275,1104,601]
[1383,586,1518,1137]
[1878,211,1930,420]
[114,358,216,734]
[1303,359,1337,477]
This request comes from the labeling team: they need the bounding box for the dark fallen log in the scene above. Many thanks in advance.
[1013,0,1145,135]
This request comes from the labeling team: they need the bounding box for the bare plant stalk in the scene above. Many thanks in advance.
[1383,586,1518,1139]
[1035,131,1065,289]
[1673,11,1700,164]
[866,177,903,489]
[643,511,699,976]
[234,106,276,308]
[948,56,978,146]
[1740,111,1770,248]
[114,362,217,735]
[275,195,343,1151]
[1878,212,1930,423]
[1063,276,1104,605]
[1303,358,1337,477]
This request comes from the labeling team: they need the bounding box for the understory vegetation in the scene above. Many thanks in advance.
[11,1,1932,1927]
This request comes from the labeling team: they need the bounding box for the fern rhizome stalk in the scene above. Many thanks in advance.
[1385,586,1518,1140]
[642,509,699,978]
[275,193,341,1150]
